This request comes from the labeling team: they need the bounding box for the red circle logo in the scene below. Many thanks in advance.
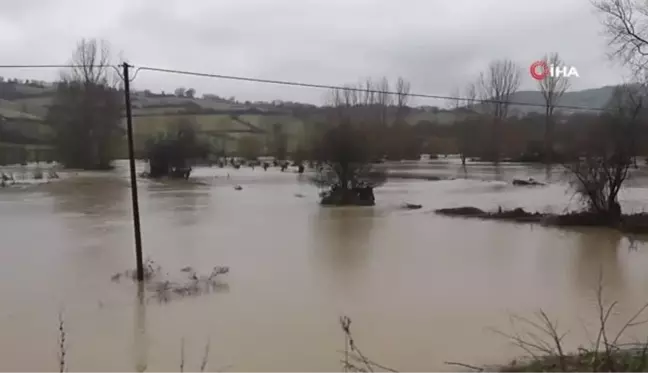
[530,61,549,80]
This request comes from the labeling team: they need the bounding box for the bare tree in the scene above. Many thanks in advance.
[327,84,360,126]
[376,77,392,127]
[592,0,648,71]
[326,77,413,160]
[446,88,462,111]
[311,98,384,205]
[606,79,648,166]
[538,53,571,165]
[447,88,469,165]
[48,38,122,170]
[477,59,521,163]
[464,82,477,110]
[359,78,375,106]
[394,77,411,124]
[64,38,116,86]
[563,138,630,222]
[563,84,645,221]
[389,77,413,159]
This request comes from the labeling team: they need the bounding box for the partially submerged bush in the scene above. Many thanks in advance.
[145,119,211,179]
[310,124,386,206]
[111,259,229,304]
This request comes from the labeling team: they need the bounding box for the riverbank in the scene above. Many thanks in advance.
[490,346,648,372]
[435,206,648,235]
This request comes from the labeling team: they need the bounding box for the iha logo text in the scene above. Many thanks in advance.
[529,60,579,80]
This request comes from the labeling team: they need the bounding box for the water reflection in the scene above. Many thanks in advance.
[310,207,377,286]
[44,174,131,283]
[457,165,469,179]
[133,283,148,372]
[571,228,626,302]
[47,175,128,222]
[145,180,211,227]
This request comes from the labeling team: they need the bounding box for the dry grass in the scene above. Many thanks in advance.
[338,272,648,372]
[339,316,397,373]
[444,272,648,372]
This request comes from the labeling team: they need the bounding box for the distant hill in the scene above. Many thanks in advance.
[506,86,618,115]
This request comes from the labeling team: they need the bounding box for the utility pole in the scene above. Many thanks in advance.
[122,63,144,282]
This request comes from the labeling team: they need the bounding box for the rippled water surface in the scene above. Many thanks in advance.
[2,160,648,371]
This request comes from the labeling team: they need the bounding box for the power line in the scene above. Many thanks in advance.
[135,65,608,112]
[0,63,608,112]
[0,64,130,82]
[0,64,118,69]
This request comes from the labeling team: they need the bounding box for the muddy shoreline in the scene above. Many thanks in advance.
[435,206,648,235]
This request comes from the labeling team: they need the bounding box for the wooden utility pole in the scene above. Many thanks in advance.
[122,63,144,282]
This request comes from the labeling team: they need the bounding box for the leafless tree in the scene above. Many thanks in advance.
[325,76,412,160]
[63,38,117,87]
[48,38,123,170]
[464,82,477,110]
[563,83,645,220]
[448,87,469,166]
[446,88,462,110]
[311,86,386,205]
[376,77,392,127]
[606,78,648,166]
[327,84,361,126]
[564,143,630,221]
[538,53,571,165]
[477,59,521,163]
[359,78,375,106]
[394,77,411,124]
[478,59,521,120]
[592,0,648,71]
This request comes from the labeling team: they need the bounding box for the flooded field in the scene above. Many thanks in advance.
[2,160,648,371]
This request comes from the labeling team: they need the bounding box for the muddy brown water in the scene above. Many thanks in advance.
[3,160,648,371]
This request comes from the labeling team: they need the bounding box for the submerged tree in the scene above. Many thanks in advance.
[145,119,210,179]
[310,86,387,206]
[321,76,414,161]
[563,83,645,221]
[538,52,571,165]
[46,38,122,169]
[476,59,521,163]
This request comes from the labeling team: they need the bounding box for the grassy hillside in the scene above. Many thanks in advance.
[0,77,625,162]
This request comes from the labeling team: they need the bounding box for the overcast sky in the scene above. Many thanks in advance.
[0,0,630,106]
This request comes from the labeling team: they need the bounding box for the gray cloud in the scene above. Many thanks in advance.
[0,0,628,106]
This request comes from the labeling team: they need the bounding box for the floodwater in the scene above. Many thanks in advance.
[3,160,648,371]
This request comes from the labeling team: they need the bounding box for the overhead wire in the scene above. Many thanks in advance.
[0,63,609,112]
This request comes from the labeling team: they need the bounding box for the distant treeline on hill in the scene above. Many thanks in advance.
[0,66,632,169]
